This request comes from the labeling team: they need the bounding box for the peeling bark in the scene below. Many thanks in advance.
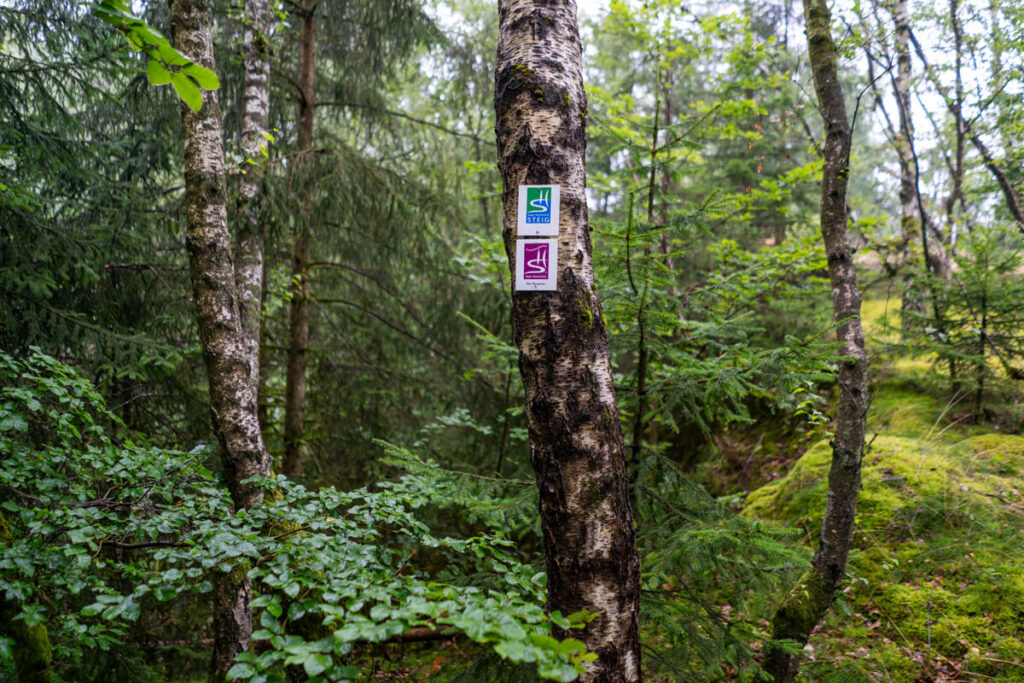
[282,0,317,479]
[494,3,641,681]
[764,0,868,679]
[169,0,271,677]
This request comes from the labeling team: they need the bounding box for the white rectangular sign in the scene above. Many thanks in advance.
[515,239,558,292]
[517,185,560,237]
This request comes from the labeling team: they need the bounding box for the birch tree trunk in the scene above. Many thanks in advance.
[169,0,271,677]
[282,0,317,478]
[495,3,641,680]
[891,0,924,322]
[235,0,271,389]
[763,0,868,679]
[945,0,966,246]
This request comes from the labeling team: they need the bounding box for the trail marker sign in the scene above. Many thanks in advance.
[517,185,560,236]
[515,239,558,291]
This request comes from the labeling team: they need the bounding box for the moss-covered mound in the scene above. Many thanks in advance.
[744,381,1024,681]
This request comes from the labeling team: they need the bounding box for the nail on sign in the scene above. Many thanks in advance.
[515,239,557,291]
[517,185,560,237]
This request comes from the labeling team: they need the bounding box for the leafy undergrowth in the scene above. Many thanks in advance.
[743,296,1024,682]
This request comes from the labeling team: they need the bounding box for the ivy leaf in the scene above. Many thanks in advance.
[170,73,202,113]
[146,60,171,85]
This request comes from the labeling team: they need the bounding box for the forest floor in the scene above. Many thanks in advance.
[742,294,1024,682]
[288,293,1024,682]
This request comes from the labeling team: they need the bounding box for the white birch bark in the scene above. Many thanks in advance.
[235,0,271,387]
[495,3,641,680]
[169,0,271,676]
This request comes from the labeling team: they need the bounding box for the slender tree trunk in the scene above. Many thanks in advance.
[257,254,271,433]
[494,2,641,680]
[988,0,1012,158]
[890,0,923,324]
[237,0,271,412]
[169,0,271,677]
[945,0,965,247]
[630,80,662,465]
[282,0,317,478]
[764,0,868,679]
[976,287,987,420]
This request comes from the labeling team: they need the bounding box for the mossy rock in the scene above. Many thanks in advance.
[745,374,1024,681]
[743,435,962,540]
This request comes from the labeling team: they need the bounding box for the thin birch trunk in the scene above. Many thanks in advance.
[169,0,271,677]
[890,0,924,322]
[236,0,271,389]
[945,0,965,247]
[495,2,641,680]
[282,0,317,478]
[764,0,868,679]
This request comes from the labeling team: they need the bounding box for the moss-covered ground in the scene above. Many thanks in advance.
[743,295,1024,682]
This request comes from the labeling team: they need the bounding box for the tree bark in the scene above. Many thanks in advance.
[236,0,271,391]
[764,0,868,680]
[494,3,642,681]
[945,0,965,247]
[890,0,924,321]
[282,0,317,478]
[169,0,271,677]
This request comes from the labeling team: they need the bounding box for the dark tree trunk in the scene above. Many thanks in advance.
[494,2,642,681]
[282,0,317,478]
[763,0,868,679]
[169,0,271,677]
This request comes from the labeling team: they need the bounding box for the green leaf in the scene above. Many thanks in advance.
[156,43,189,66]
[527,632,560,652]
[181,63,220,90]
[170,73,202,112]
[303,653,331,677]
[226,662,255,679]
[154,585,176,602]
[557,637,587,656]
[0,414,28,432]
[146,60,171,85]
[566,610,595,626]
[494,638,527,662]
